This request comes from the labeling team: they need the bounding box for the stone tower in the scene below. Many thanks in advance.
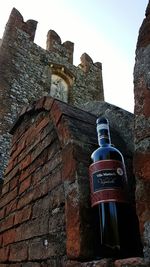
[0,8,104,178]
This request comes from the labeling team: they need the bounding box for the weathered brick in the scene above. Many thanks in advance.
[16,216,49,242]
[9,241,28,262]
[0,234,3,247]
[4,158,14,176]
[14,205,32,225]
[3,228,16,246]
[21,149,48,179]
[0,214,14,232]
[43,96,54,111]
[30,131,57,163]
[32,195,50,219]
[11,139,26,161]
[49,206,65,233]
[5,199,17,216]
[22,262,40,267]
[20,154,31,170]
[0,207,5,220]
[35,116,50,133]
[28,233,66,260]
[0,246,9,262]
[17,190,34,210]
[66,189,81,259]
[9,175,18,191]
[1,183,9,196]
[19,170,30,182]
[0,188,17,209]
[34,96,46,111]
[62,144,77,181]
[4,165,19,183]
[19,176,31,195]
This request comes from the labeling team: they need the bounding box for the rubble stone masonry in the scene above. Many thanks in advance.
[134,1,150,261]
[0,8,104,178]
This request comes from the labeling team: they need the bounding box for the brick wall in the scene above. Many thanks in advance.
[0,97,97,265]
[0,97,148,266]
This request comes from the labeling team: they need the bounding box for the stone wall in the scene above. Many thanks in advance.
[133,1,150,260]
[0,8,104,178]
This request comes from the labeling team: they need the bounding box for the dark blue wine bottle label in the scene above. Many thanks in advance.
[89,160,128,207]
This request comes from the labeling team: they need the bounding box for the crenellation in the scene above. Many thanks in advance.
[62,41,74,64]
[79,53,93,72]
[46,30,74,64]
[2,8,37,43]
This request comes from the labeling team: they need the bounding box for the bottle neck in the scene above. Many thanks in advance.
[97,122,111,146]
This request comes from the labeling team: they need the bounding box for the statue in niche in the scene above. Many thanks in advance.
[50,74,68,103]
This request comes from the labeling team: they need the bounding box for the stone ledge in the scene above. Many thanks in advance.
[66,257,150,267]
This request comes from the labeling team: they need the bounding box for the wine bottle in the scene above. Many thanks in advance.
[89,117,143,259]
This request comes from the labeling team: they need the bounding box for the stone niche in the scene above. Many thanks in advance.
[50,74,69,102]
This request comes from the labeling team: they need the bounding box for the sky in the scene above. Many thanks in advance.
[0,0,148,113]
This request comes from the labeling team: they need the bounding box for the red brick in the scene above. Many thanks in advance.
[0,188,17,209]
[51,101,64,125]
[66,190,81,259]
[0,234,3,247]
[41,151,61,178]
[0,246,10,262]
[19,176,31,195]
[30,134,54,163]
[14,205,32,225]
[56,116,72,145]
[1,183,9,196]
[4,158,14,175]
[32,168,42,185]
[0,207,5,220]
[62,144,76,181]
[32,169,58,199]
[10,142,17,157]
[3,228,16,246]
[9,175,18,191]
[19,170,30,182]
[35,116,50,133]
[43,96,54,111]
[4,165,19,183]
[20,154,31,170]
[9,241,28,262]
[21,149,48,179]
[0,214,14,232]
[5,199,17,216]
[34,96,45,110]
[11,139,26,161]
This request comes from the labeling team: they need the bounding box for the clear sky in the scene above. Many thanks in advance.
[0,0,148,113]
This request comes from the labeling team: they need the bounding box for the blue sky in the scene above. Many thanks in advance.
[0,0,148,112]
